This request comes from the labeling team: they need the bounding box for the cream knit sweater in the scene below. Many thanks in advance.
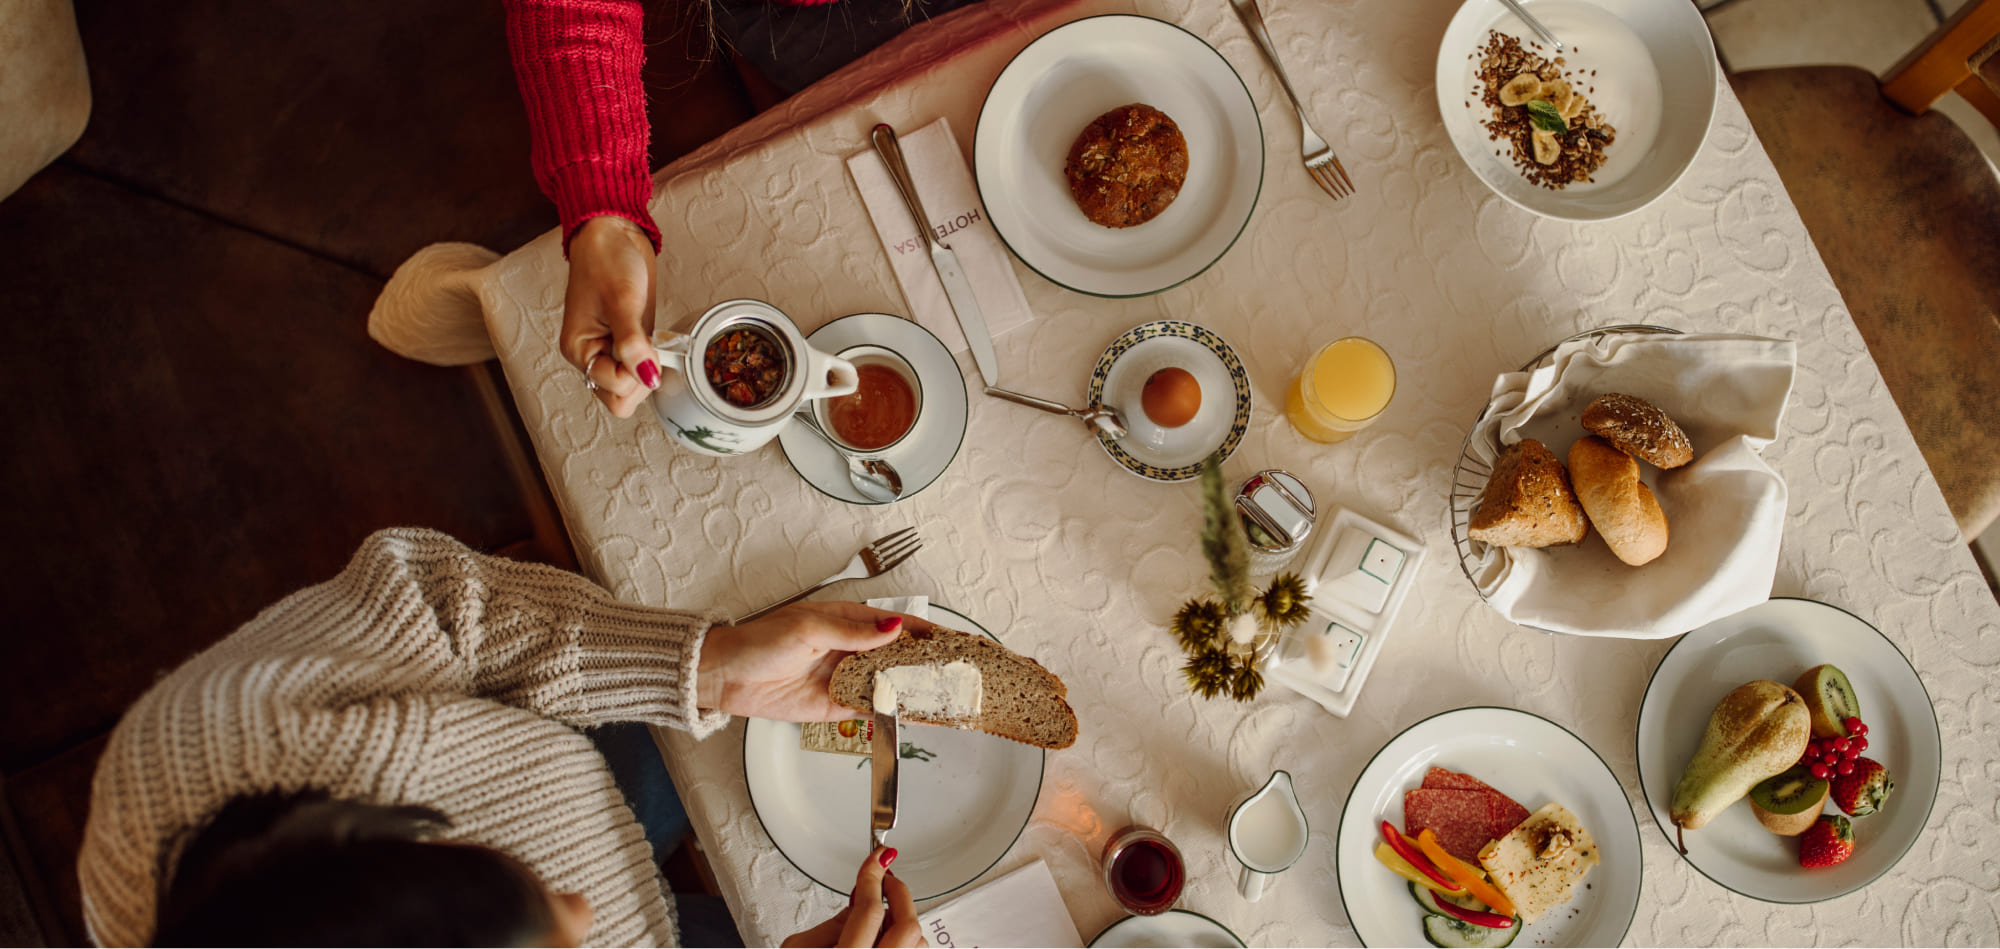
[78,528,731,947]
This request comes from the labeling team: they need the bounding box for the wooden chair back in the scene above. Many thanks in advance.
[1882,0,2000,127]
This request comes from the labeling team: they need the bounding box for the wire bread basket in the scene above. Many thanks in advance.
[1448,324,1682,633]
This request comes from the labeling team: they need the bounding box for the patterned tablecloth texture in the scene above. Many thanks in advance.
[444,0,2000,942]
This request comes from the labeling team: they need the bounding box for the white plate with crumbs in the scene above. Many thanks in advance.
[974,14,1263,297]
[1336,707,1642,947]
[742,605,1043,901]
[1434,0,1717,220]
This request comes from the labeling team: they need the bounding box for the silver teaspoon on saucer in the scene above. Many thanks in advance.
[791,412,905,502]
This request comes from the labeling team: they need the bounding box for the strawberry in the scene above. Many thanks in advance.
[1830,757,1894,817]
[1799,815,1855,868]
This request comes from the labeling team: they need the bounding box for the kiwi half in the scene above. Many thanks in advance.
[1795,664,1860,737]
[1749,766,1830,836]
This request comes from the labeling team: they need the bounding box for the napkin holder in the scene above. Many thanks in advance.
[1265,506,1427,717]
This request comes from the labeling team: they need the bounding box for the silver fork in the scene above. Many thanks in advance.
[733,527,923,623]
[1227,0,1355,200]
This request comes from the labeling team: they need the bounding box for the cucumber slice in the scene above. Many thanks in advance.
[1409,880,1493,915]
[1422,914,1521,949]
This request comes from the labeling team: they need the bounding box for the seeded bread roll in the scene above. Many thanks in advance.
[1469,438,1589,547]
[1568,435,1669,566]
[1582,393,1693,469]
[1064,103,1189,228]
[831,626,1078,750]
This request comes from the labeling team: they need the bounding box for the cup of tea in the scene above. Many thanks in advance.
[1100,825,1185,915]
[814,344,923,456]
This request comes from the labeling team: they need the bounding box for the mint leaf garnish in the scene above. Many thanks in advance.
[1527,99,1567,133]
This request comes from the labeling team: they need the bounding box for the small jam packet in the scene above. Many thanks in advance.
[800,719,875,757]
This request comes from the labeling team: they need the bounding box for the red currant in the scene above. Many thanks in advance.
[1833,737,1850,753]
[1810,762,1831,779]
[1824,752,1842,767]
[1838,760,1856,776]
[1853,736,1869,753]
[1844,716,1863,734]
[1854,721,1868,736]
[1844,745,1861,760]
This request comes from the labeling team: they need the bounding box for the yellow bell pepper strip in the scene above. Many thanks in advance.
[1374,842,1464,893]
[1416,828,1518,919]
[1379,821,1464,892]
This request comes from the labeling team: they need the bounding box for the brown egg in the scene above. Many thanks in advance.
[1141,367,1202,428]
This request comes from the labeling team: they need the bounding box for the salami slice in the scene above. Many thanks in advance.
[1405,773,1535,862]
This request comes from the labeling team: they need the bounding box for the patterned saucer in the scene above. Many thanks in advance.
[1086,320,1252,482]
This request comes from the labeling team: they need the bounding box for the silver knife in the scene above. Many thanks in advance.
[870,123,1002,389]
[869,706,900,850]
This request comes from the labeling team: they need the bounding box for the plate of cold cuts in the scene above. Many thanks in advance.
[1336,707,1643,947]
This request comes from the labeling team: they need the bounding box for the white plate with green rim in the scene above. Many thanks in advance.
[974,14,1263,297]
[1089,909,1245,948]
[742,604,1043,901]
[1336,707,1642,947]
[1087,320,1251,482]
[1635,597,1941,902]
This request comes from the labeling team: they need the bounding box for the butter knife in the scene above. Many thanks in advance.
[869,708,900,850]
[870,123,1002,389]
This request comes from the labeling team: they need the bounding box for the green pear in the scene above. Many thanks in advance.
[1669,679,1812,853]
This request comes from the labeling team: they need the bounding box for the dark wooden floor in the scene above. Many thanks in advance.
[0,0,770,942]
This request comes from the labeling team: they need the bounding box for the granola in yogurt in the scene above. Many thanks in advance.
[1469,31,1616,189]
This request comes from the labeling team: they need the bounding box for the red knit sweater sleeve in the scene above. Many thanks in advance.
[504,0,661,254]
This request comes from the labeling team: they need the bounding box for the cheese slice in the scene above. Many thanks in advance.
[1476,802,1600,923]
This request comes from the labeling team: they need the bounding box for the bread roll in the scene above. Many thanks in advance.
[831,626,1078,749]
[1568,435,1669,565]
[1468,438,1589,547]
[1581,393,1693,469]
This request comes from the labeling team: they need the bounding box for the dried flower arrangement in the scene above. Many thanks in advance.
[1170,457,1313,701]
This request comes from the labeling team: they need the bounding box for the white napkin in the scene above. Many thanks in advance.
[865,594,931,622]
[916,859,1084,948]
[848,118,1036,355]
[1466,333,1797,638]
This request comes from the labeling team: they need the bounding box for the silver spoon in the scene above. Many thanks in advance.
[985,387,1129,440]
[792,411,904,502]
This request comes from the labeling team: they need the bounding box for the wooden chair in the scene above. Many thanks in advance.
[1730,0,2000,541]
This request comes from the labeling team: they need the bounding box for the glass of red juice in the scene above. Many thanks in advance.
[1100,825,1185,915]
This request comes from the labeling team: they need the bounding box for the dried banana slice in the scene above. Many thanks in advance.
[1499,73,1544,107]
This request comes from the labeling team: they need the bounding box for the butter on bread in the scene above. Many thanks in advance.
[1477,802,1600,924]
[830,626,1078,750]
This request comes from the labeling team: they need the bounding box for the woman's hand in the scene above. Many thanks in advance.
[563,214,659,418]
[782,847,924,948]
[696,602,923,721]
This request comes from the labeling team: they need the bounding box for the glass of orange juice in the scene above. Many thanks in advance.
[1285,336,1396,443]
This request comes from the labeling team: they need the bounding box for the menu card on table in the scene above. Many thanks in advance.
[916,858,1084,948]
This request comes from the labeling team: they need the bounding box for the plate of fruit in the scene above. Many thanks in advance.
[1635,597,1942,902]
[1336,707,1643,947]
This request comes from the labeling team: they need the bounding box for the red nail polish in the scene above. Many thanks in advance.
[875,616,902,633]
[880,848,897,868]
[637,360,661,388]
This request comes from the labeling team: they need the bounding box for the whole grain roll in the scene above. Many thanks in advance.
[831,626,1078,750]
[1064,103,1189,228]
[1469,438,1589,547]
[1568,435,1669,566]
[1582,393,1694,468]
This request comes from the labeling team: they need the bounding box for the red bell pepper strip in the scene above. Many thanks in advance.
[1434,897,1516,930]
[1381,821,1463,892]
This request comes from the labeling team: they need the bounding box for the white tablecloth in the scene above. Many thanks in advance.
[452,0,2000,942]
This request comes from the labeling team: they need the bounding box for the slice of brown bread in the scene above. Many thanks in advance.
[1468,438,1590,547]
[831,626,1078,750]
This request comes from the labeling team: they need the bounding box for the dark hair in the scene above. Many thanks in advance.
[153,790,558,947]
